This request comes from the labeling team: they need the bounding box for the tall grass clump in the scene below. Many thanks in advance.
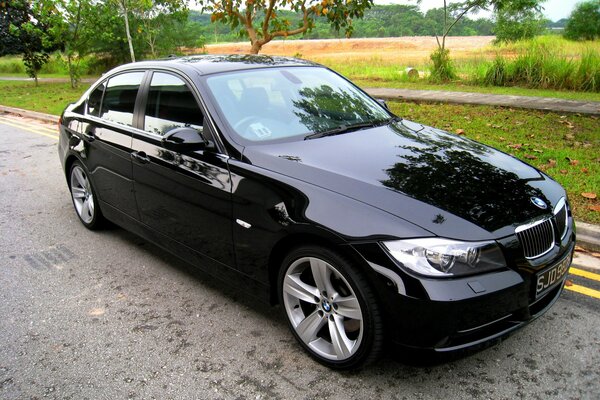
[482,56,507,86]
[429,48,457,82]
[474,37,600,92]
[577,50,600,91]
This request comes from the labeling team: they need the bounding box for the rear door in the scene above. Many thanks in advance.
[80,71,145,218]
[130,71,235,266]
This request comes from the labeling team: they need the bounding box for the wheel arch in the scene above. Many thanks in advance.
[266,231,373,305]
[64,154,81,187]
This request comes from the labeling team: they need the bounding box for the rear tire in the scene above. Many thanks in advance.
[69,161,105,230]
[278,245,383,369]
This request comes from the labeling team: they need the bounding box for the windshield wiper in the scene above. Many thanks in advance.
[304,121,383,140]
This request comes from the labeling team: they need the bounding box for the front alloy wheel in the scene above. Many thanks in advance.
[279,246,382,369]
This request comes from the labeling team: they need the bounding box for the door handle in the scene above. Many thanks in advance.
[131,151,150,164]
[82,131,95,142]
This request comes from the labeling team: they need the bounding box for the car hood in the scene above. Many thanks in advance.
[242,120,566,240]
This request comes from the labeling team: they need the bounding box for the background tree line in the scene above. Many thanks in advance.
[191,4,497,43]
[1,1,597,86]
[1,0,201,86]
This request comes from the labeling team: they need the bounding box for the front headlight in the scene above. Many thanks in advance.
[382,238,506,278]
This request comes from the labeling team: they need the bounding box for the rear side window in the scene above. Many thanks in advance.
[99,72,144,126]
[144,72,204,136]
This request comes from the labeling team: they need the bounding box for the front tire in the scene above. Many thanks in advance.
[278,245,383,369]
[69,161,104,230]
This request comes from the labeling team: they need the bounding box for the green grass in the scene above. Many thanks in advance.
[0,56,26,74]
[0,80,598,223]
[388,101,600,224]
[0,54,111,79]
[495,35,600,58]
[0,81,90,115]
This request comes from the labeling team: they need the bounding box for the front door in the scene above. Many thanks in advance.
[131,71,235,266]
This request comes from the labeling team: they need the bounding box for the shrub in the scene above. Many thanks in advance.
[576,50,600,91]
[429,48,457,83]
[482,56,507,86]
[475,38,600,92]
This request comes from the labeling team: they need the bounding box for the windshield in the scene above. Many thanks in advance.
[204,67,391,143]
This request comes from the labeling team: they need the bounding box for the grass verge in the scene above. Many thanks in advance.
[0,80,598,223]
[0,80,90,116]
[388,101,600,224]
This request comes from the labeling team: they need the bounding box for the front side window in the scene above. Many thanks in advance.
[205,67,390,142]
[144,72,204,136]
[87,81,106,117]
[99,72,144,126]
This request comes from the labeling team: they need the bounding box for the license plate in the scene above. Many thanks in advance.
[535,251,572,298]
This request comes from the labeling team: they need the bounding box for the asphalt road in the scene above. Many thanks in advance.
[1,116,599,400]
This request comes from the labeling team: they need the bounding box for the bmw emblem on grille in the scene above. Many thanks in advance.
[531,197,548,209]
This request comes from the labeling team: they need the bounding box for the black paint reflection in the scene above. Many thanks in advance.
[156,148,229,190]
[292,85,387,133]
[179,54,315,66]
[382,124,547,232]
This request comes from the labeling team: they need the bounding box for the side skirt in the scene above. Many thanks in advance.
[99,200,271,303]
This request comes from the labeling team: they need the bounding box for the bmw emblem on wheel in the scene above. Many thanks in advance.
[531,197,548,209]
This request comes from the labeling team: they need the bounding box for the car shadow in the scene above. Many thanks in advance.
[98,224,514,373]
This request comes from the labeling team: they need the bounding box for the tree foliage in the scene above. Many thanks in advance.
[3,0,196,79]
[197,0,374,54]
[0,0,61,84]
[564,0,600,41]
[50,0,99,87]
[136,0,189,58]
[494,7,546,43]
[104,0,189,62]
[0,0,30,56]
[188,5,495,42]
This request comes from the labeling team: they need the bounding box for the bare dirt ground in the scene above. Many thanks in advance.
[204,36,496,64]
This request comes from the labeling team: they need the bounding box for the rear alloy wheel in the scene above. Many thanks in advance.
[279,246,383,369]
[69,161,104,229]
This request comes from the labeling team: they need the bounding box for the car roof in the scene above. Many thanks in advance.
[113,54,321,76]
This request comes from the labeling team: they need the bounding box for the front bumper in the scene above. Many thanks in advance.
[351,232,575,352]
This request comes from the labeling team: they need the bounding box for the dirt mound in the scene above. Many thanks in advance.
[202,36,495,63]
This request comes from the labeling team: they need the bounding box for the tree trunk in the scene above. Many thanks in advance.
[148,36,157,59]
[250,41,262,54]
[121,1,136,62]
[67,53,76,89]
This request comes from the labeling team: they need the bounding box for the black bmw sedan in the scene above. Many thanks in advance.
[58,55,575,369]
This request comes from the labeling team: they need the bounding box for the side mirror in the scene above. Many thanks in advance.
[376,99,389,110]
[161,126,214,152]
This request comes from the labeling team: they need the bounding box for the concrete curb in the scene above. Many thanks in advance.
[0,105,59,124]
[1,104,599,253]
[365,87,600,116]
[576,221,600,253]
